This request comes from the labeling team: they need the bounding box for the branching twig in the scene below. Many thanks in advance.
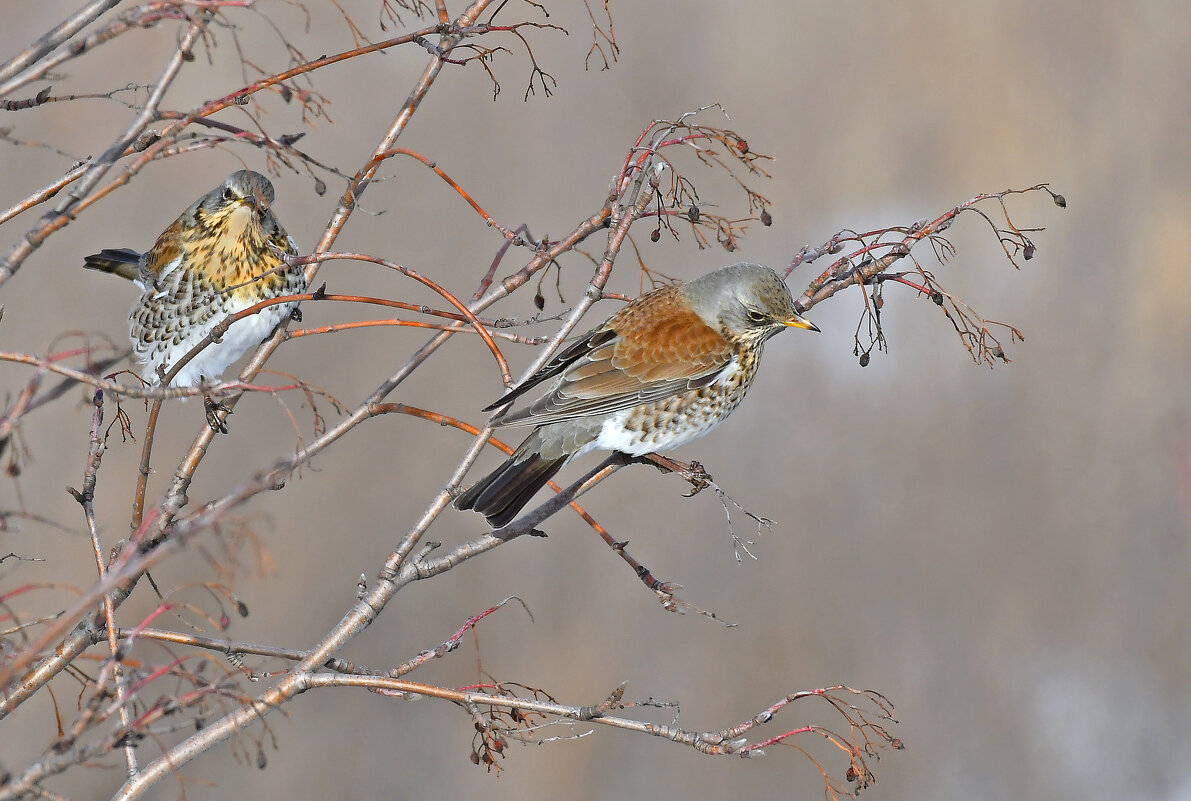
[0,0,1063,794]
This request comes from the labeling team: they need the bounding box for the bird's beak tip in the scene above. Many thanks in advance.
[784,314,820,333]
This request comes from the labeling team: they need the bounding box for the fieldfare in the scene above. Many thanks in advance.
[84,169,305,389]
[455,261,819,528]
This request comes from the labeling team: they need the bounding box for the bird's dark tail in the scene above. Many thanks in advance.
[83,248,142,282]
[455,432,566,529]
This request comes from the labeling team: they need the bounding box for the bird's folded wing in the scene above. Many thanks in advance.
[482,327,617,412]
[143,218,185,283]
[498,300,733,427]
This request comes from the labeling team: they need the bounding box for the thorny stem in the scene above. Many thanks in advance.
[71,391,138,774]
[789,184,1055,310]
[130,400,161,534]
[0,0,122,88]
[0,10,213,286]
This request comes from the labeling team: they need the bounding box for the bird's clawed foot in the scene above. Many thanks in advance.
[635,453,713,497]
[204,395,231,434]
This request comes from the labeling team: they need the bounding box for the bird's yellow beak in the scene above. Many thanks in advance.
[782,312,820,332]
[242,193,266,214]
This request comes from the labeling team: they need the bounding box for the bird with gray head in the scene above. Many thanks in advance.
[455,261,820,528]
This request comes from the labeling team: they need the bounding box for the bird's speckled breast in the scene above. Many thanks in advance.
[594,344,763,456]
[129,202,303,387]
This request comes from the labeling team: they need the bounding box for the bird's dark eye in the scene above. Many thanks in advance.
[222,187,235,201]
[746,308,768,325]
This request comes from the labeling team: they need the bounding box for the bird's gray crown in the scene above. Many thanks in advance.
[222,170,275,205]
[682,262,797,333]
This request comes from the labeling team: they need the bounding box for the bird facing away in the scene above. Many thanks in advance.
[83,169,304,388]
[455,262,820,528]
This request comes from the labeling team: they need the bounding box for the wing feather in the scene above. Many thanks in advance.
[495,284,733,428]
[141,218,184,285]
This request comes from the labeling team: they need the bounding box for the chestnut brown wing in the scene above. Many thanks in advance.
[482,325,618,412]
[139,217,185,286]
[496,285,733,427]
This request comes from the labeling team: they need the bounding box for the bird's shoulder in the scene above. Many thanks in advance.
[141,217,185,283]
[605,283,732,376]
[491,284,735,426]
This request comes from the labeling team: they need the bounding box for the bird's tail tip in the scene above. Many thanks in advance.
[455,450,566,530]
[83,248,141,280]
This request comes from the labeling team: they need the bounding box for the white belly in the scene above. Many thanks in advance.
[586,356,752,457]
[141,301,296,388]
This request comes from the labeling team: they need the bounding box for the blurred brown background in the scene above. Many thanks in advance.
[2,2,1189,799]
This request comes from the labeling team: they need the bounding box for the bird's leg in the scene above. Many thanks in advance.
[202,381,231,434]
[204,396,230,433]
[635,453,713,497]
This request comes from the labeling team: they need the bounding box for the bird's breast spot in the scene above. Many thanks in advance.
[594,413,652,456]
